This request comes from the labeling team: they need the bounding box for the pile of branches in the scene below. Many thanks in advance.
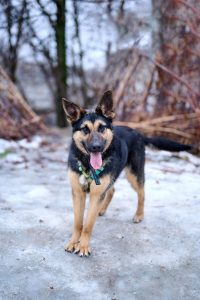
[99,0,200,153]
[0,66,46,140]
[155,0,200,116]
[116,113,198,146]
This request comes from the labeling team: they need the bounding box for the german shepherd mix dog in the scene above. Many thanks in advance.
[62,91,191,257]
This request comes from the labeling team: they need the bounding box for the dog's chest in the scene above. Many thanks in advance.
[79,174,91,193]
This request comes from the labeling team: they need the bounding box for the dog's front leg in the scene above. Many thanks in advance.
[74,175,111,257]
[65,169,86,253]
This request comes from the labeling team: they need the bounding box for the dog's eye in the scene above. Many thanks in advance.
[81,126,90,134]
[98,124,106,133]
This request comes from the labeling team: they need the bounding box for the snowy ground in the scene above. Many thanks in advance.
[0,129,200,300]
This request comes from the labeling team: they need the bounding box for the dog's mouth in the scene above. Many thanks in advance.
[89,152,102,170]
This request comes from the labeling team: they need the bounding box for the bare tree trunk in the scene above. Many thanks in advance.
[55,0,67,127]
[72,0,88,106]
[152,0,167,114]
[26,0,68,127]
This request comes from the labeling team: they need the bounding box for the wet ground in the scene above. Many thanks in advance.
[0,129,200,300]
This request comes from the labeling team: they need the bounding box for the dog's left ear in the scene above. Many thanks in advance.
[62,98,86,123]
[95,90,115,120]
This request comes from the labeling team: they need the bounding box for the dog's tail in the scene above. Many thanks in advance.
[144,136,191,152]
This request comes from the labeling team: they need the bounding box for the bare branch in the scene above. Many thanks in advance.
[177,0,200,19]
[35,0,55,28]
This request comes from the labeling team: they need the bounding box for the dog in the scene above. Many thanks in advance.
[62,90,191,257]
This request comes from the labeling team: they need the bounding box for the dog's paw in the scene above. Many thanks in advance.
[74,243,91,257]
[133,214,144,223]
[98,209,105,216]
[65,240,78,253]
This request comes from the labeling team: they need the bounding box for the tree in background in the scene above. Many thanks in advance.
[71,0,88,106]
[0,0,67,127]
[29,0,67,127]
[152,0,200,116]
[0,0,27,83]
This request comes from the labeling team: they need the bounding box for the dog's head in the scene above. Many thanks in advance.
[62,91,115,169]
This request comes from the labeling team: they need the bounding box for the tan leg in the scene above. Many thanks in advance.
[125,168,145,223]
[74,175,112,256]
[133,186,144,223]
[65,169,86,252]
[99,187,115,216]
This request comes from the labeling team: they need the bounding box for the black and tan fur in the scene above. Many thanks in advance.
[62,91,191,257]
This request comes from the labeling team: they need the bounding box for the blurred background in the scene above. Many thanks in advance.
[0,0,199,151]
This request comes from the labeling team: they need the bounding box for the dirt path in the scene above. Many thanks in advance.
[0,130,200,300]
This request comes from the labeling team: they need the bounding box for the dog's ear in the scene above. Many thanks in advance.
[95,90,115,120]
[62,98,86,123]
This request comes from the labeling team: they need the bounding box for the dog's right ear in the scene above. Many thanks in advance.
[62,98,86,123]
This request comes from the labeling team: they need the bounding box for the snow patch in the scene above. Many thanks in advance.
[18,136,43,149]
[26,186,52,199]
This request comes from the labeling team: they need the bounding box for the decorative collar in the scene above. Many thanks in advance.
[77,161,105,186]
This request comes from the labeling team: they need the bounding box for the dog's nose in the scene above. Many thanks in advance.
[89,143,103,152]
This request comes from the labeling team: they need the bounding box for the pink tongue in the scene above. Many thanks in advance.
[90,152,102,170]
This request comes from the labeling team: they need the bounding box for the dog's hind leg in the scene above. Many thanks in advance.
[125,168,145,223]
[99,187,115,216]
[65,169,86,253]
[133,183,144,223]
